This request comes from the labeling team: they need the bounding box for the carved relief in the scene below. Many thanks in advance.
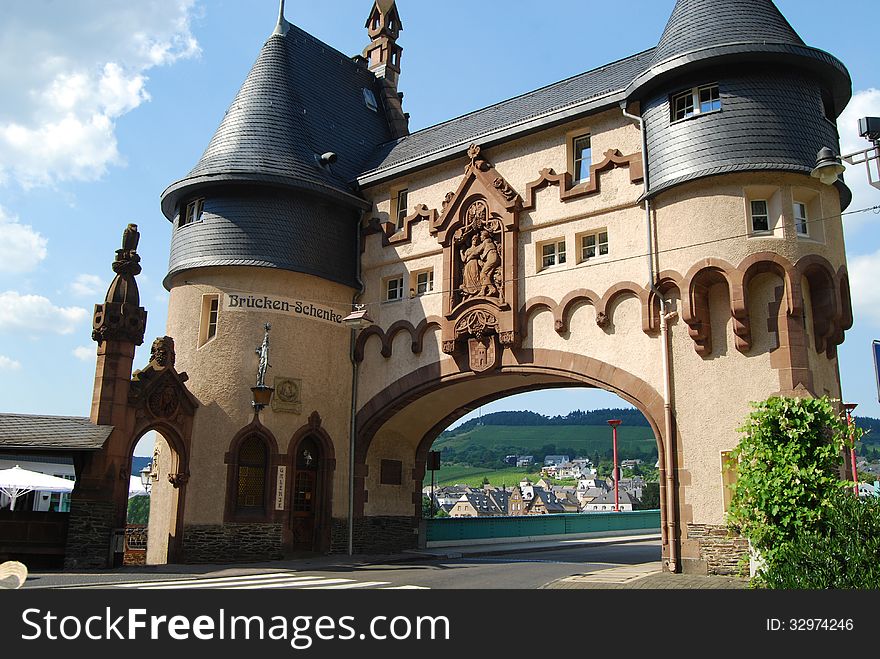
[148,384,179,419]
[468,336,498,373]
[272,376,303,414]
[432,145,521,372]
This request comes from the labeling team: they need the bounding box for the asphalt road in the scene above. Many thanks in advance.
[22,539,661,590]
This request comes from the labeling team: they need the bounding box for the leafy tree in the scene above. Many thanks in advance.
[727,396,853,572]
[127,496,150,525]
[758,491,880,588]
[636,482,661,510]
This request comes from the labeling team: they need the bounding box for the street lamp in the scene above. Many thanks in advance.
[342,304,374,556]
[139,464,152,494]
[811,116,880,189]
[607,419,622,512]
[843,402,859,495]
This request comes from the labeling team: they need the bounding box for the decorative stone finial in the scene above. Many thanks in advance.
[92,224,147,346]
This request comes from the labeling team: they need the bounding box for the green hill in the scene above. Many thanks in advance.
[434,423,655,453]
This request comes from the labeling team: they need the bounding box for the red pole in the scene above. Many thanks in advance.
[844,404,858,496]
[608,419,622,512]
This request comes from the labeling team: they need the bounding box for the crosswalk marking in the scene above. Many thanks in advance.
[93,571,428,590]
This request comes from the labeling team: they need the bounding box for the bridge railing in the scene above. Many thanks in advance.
[425,510,660,547]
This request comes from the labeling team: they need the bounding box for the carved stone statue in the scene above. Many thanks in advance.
[255,323,271,387]
[150,336,176,368]
[477,229,501,297]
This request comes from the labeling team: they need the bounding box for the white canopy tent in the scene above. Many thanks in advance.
[0,465,75,511]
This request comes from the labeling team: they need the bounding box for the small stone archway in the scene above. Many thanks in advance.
[353,348,676,563]
[65,336,198,569]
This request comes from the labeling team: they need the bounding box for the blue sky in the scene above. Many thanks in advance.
[1,0,879,442]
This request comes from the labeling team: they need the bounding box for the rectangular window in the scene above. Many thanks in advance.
[580,230,609,261]
[181,198,204,227]
[794,202,809,236]
[572,134,592,184]
[699,84,721,113]
[385,276,404,301]
[672,90,695,121]
[415,270,434,296]
[198,294,220,347]
[541,240,566,269]
[395,189,409,230]
[671,84,720,122]
[750,200,770,233]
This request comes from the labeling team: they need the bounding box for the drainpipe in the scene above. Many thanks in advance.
[348,215,367,557]
[622,104,679,573]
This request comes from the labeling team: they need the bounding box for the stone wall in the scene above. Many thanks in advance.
[64,500,116,569]
[687,523,749,576]
[331,516,418,554]
[182,523,283,563]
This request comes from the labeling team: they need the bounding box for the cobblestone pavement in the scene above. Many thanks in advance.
[544,562,749,589]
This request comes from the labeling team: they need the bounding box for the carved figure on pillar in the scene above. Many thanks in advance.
[92,223,148,346]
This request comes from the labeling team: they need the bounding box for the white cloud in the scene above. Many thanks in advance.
[0,205,47,272]
[70,274,105,297]
[72,346,94,362]
[0,1,200,187]
[849,249,880,328]
[0,291,89,335]
[0,355,21,371]
[838,89,880,231]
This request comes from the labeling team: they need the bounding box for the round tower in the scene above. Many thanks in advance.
[158,3,394,560]
[623,0,855,568]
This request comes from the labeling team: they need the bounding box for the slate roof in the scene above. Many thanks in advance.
[162,22,392,219]
[625,0,850,116]
[649,0,804,67]
[0,414,113,451]
[357,49,655,186]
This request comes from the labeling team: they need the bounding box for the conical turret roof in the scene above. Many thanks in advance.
[650,0,804,67]
[626,0,850,116]
[161,22,392,219]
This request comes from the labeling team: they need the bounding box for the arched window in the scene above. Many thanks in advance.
[236,436,267,512]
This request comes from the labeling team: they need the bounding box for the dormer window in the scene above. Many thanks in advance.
[180,198,204,227]
[671,84,720,122]
[363,88,378,112]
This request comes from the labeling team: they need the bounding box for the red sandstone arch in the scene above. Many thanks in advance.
[354,348,677,563]
[682,259,738,357]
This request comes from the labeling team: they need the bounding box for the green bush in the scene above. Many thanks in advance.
[727,396,851,571]
[757,491,880,589]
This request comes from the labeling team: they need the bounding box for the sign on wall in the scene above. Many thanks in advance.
[223,293,347,329]
[275,466,287,511]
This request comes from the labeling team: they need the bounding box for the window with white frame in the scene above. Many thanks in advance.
[671,83,720,122]
[540,240,567,269]
[580,230,609,260]
[413,269,434,296]
[198,294,220,347]
[385,275,405,302]
[750,200,770,233]
[793,201,809,236]
[571,133,592,184]
[394,189,409,230]
[180,198,204,227]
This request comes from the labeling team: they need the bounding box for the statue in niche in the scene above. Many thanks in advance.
[460,234,482,298]
[456,200,503,304]
[477,229,501,297]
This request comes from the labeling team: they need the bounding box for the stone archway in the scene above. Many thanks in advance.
[352,349,675,562]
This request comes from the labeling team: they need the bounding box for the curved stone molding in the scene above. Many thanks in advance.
[644,271,684,334]
[522,149,644,211]
[354,316,443,362]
